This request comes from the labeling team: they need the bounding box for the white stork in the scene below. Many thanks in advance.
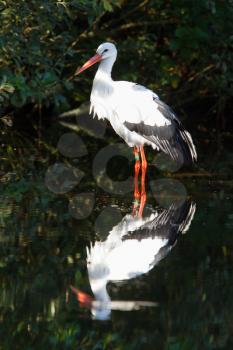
[75,42,197,213]
[70,200,196,320]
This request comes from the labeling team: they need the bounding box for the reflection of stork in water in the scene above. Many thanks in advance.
[71,200,196,320]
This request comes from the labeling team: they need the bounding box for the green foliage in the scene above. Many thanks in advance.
[0,0,232,121]
[0,0,121,113]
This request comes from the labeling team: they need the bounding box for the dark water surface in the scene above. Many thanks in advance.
[0,125,233,350]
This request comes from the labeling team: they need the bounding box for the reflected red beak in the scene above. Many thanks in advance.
[70,285,93,307]
[75,53,102,75]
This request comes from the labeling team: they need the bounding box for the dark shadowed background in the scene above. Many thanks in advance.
[1,1,233,349]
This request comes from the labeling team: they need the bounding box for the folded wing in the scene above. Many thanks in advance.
[113,82,197,165]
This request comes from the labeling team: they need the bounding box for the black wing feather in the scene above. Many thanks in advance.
[124,98,197,165]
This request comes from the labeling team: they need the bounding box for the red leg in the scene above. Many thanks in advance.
[133,146,141,215]
[138,146,147,217]
[134,146,141,199]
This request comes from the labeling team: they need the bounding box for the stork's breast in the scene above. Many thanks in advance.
[90,95,113,121]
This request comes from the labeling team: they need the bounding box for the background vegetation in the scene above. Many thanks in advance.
[0,0,232,130]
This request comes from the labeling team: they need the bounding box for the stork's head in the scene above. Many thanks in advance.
[96,42,117,60]
[75,42,117,75]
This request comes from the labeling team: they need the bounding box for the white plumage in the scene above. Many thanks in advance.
[76,42,197,165]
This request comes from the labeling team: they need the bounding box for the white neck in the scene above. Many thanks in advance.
[90,55,116,119]
[91,283,111,320]
[90,278,111,306]
[93,56,117,93]
[92,57,116,97]
[95,55,116,79]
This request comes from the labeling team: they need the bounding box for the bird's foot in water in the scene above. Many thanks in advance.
[133,188,141,216]
[133,190,147,217]
[132,197,140,216]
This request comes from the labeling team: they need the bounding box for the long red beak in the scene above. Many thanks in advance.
[75,53,102,75]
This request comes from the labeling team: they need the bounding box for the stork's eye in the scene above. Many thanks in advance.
[103,49,108,53]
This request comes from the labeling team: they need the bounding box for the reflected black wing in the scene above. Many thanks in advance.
[124,200,196,267]
[124,200,196,244]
